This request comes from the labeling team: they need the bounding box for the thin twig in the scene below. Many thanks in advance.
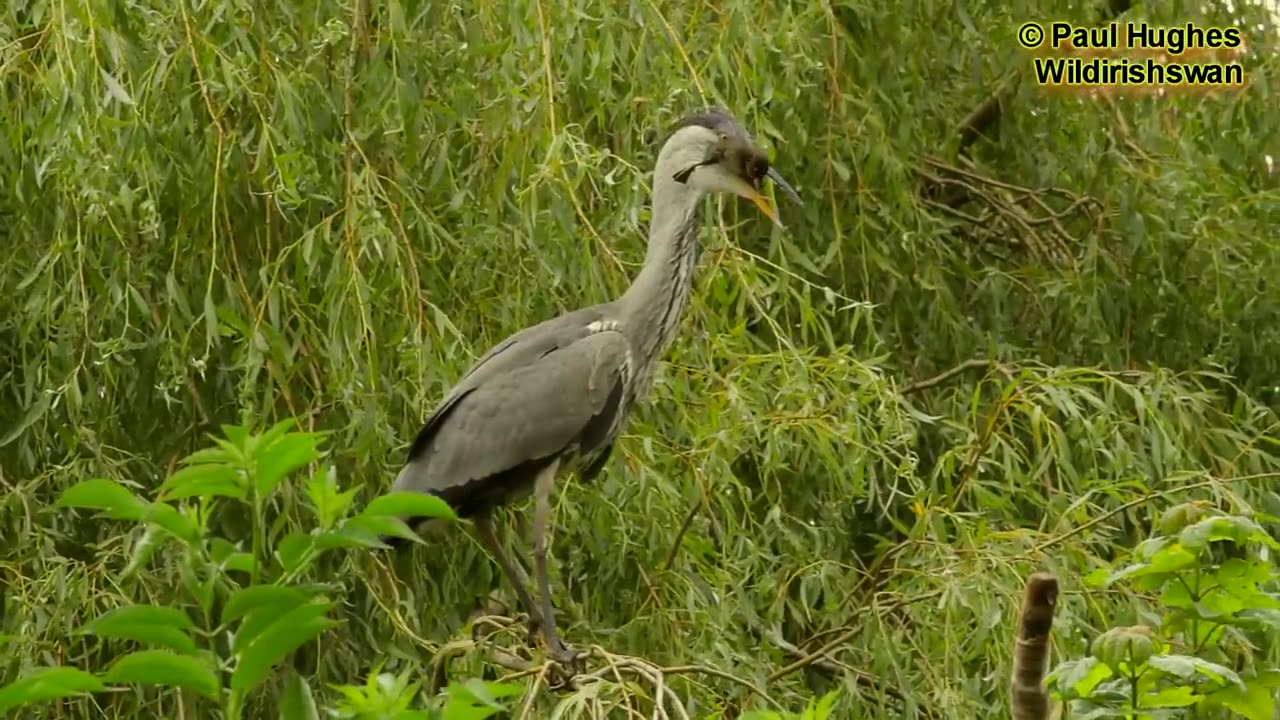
[767,590,943,683]
[660,479,706,572]
[902,358,1010,395]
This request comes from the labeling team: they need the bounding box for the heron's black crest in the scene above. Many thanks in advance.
[671,106,748,137]
[657,106,750,150]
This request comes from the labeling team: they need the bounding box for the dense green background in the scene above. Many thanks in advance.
[2,0,1278,715]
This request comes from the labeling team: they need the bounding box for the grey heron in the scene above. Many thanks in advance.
[383,106,801,668]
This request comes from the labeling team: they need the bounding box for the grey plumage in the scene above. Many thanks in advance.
[382,106,801,668]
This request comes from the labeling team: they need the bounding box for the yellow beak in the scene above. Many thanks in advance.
[730,176,783,228]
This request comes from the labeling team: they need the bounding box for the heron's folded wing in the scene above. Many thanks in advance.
[392,326,629,501]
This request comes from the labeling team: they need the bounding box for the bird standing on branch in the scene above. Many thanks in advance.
[382,107,802,669]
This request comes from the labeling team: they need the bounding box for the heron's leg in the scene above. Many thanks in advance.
[531,460,576,665]
[473,514,544,633]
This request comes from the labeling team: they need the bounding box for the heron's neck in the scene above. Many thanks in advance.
[619,172,705,370]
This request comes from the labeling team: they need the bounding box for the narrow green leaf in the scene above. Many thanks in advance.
[0,666,105,714]
[103,650,220,698]
[0,393,51,448]
[230,599,337,693]
[57,479,149,520]
[99,68,135,105]
[122,526,163,579]
[203,290,219,349]
[361,492,457,521]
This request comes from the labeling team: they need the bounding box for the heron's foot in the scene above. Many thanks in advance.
[545,638,585,685]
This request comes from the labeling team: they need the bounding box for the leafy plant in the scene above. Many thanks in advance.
[740,690,840,720]
[325,666,522,720]
[0,421,473,718]
[1046,503,1280,719]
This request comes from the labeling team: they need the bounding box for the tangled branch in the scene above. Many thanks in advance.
[429,614,784,719]
[916,156,1107,267]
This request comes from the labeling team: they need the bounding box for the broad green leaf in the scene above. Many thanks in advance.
[315,526,394,550]
[1159,580,1194,609]
[1148,654,1244,688]
[306,466,359,529]
[230,599,337,693]
[1140,685,1200,707]
[103,650,221,698]
[57,479,149,520]
[0,666,105,714]
[1234,608,1280,629]
[220,424,251,448]
[361,491,457,521]
[1205,681,1276,720]
[207,536,256,575]
[1047,657,1114,697]
[454,678,519,709]
[141,502,200,544]
[1180,515,1280,551]
[256,418,298,447]
[280,671,320,720]
[255,431,323,496]
[1148,544,1198,571]
[221,585,311,627]
[808,690,840,719]
[275,533,315,573]
[343,514,423,544]
[158,463,246,501]
[80,605,197,654]
[181,445,236,466]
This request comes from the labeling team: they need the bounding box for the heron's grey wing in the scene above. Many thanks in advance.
[392,319,629,517]
[399,307,607,461]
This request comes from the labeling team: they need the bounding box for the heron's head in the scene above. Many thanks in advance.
[658,106,802,228]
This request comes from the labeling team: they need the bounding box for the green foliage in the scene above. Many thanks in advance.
[1047,504,1280,718]
[0,0,1278,716]
[740,690,839,720]
[0,423,472,718]
[326,667,521,720]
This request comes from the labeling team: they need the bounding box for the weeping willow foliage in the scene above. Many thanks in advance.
[1,0,1278,715]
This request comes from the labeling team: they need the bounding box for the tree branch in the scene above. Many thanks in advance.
[902,358,1011,395]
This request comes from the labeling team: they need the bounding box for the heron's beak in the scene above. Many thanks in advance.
[767,167,803,207]
[729,169,800,229]
[730,177,783,228]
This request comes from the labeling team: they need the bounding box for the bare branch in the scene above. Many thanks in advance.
[902,358,1011,395]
